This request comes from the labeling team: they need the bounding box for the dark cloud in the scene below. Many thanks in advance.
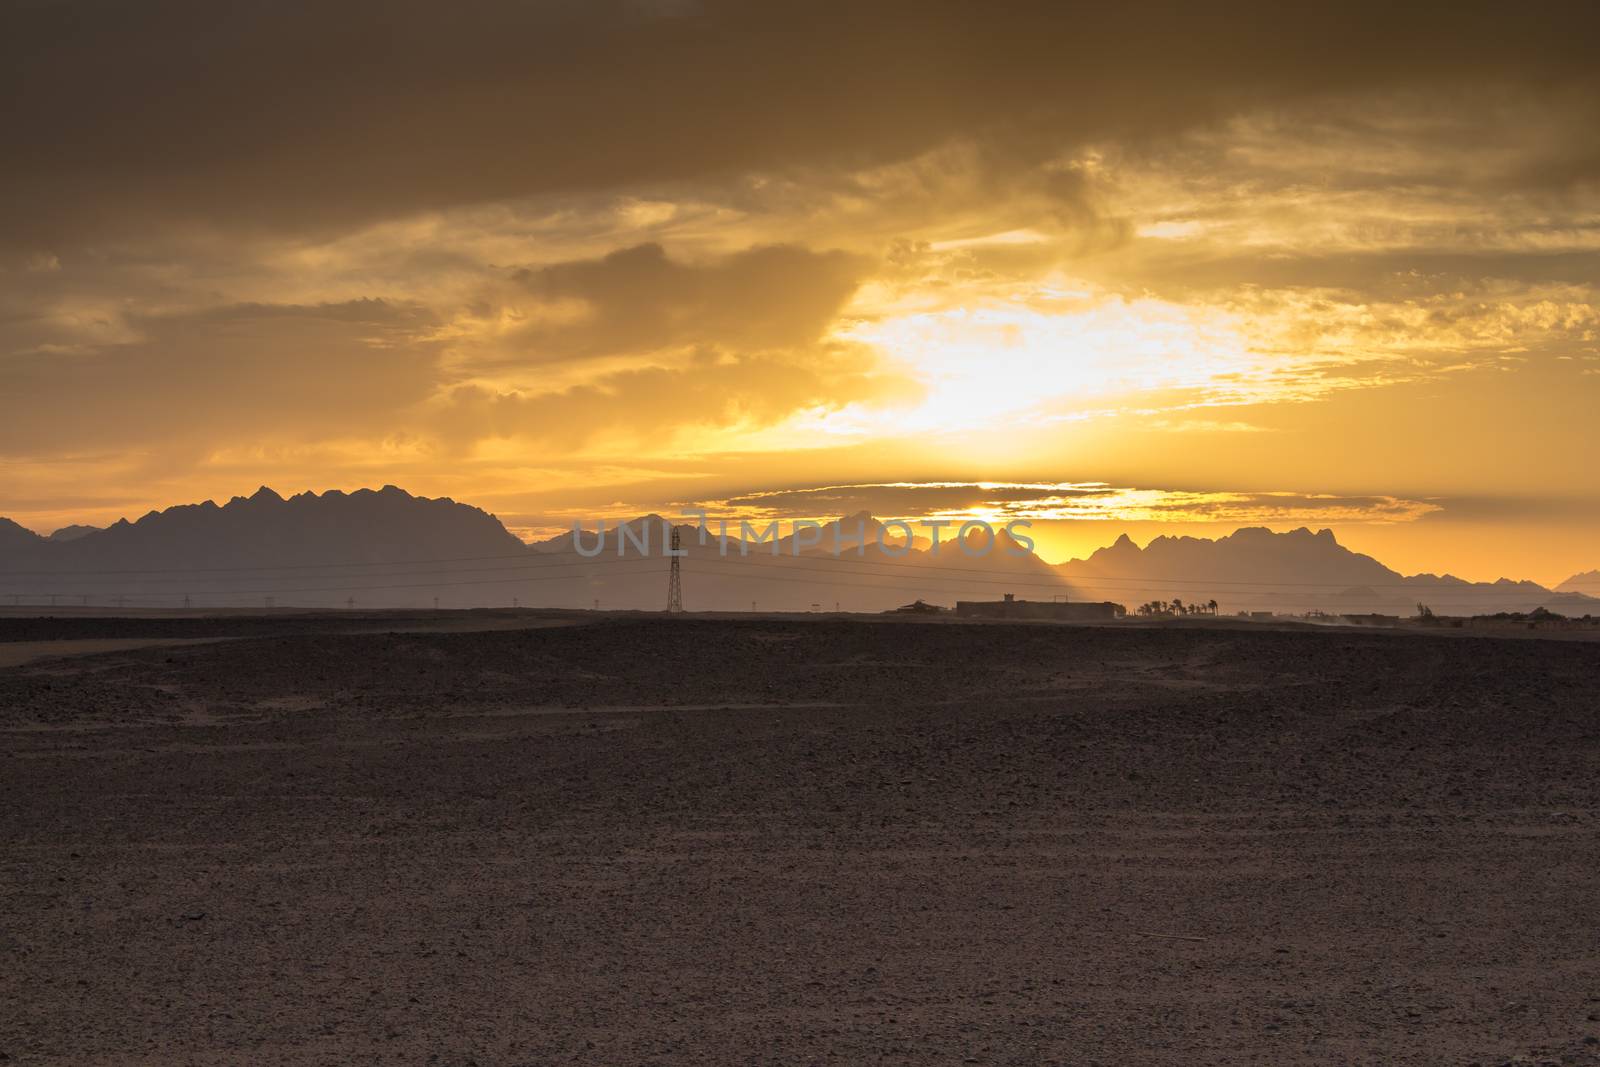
[1416,494,1600,522]
[0,240,902,464]
[718,483,1101,518]
[434,345,916,450]
[0,299,440,452]
[1117,252,1600,296]
[505,242,867,363]
[5,1,1597,246]
[685,481,1441,525]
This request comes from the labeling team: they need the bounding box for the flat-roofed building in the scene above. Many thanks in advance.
[955,593,1124,621]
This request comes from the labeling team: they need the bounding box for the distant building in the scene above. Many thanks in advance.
[955,593,1124,621]
[888,599,945,615]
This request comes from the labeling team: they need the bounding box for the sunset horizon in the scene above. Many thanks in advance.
[5,3,1598,589]
[7,477,1593,589]
[5,5,1600,1064]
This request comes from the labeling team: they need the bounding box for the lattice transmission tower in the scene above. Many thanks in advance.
[666,526,685,613]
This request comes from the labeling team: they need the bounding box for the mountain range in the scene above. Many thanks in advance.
[1,486,1595,617]
[1056,526,1600,617]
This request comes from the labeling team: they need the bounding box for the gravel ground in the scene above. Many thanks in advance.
[2,617,1598,1065]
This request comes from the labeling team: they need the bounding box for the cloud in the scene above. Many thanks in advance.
[423,241,918,452]
[5,2,1597,247]
[1415,494,1600,522]
[0,300,441,454]
[1086,91,1600,300]
[691,481,1442,526]
[498,242,867,364]
[432,344,917,452]
[3,1,1599,563]
[0,237,917,467]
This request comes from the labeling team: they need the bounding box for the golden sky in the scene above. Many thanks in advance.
[2,2,1598,583]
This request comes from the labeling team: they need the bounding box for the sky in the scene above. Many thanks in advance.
[2,1,1598,584]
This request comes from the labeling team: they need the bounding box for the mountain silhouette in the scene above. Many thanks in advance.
[0,517,43,553]
[45,524,102,543]
[1557,570,1600,595]
[0,487,526,609]
[1057,526,1597,616]
[525,510,1081,612]
[0,491,1084,612]
[1067,527,1395,586]
[22,486,523,570]
[1,490,1593,615]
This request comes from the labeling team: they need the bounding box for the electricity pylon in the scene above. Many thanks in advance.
[666,526,685,613]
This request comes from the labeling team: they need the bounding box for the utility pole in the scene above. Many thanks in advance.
[512,595,518,609]
[346,596,355,611]
[183,594,192,609]
[592,598,599,612]
[433,596,440,611]
[666,526,685,613]
[265,596,275,610]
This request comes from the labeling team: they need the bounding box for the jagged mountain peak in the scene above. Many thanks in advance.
[1,485,526,577]
[46,524,100,543]
[1557,569,1600,593]
[0,516,45,548]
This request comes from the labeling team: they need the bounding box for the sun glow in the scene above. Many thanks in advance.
[837,293,1267,433]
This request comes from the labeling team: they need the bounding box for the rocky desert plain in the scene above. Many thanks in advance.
[2,612,1598,1065]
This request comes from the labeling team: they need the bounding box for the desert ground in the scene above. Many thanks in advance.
[2,613,1598,1065]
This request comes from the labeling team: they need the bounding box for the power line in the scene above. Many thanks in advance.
[620,552,1590,603]
[2,554,1584,606]
[0,553,677,588]
[670,551,1586,598]
[668,563,1559,605]
[1,537,1589,603]
[3,543,1581,596]
[0,535,1563,592]
[6,558,672,603]
[0,545,600,577]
